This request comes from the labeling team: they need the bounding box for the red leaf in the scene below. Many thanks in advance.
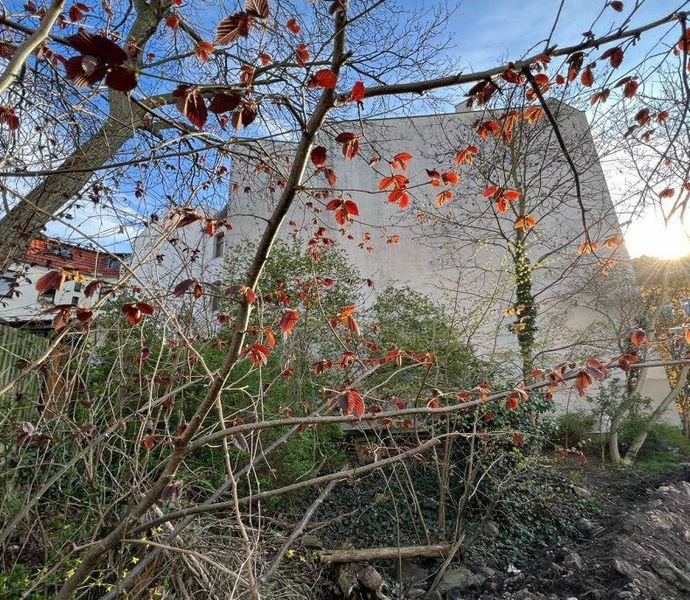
[347,389,365,419]
[279,309,300,336]
[659,188,674,199]
[165,14,180,29]
[66,31,127,64]
[311,146,327,166]
[206,219,219,235]
[247,343,271,366]
[68,2,90,22]
[581,65,594,87]
[601,46,624,69]
[105,66,137,92]
[610,1,623,11]
[241,285,256,303]
[76,307,93,323]
[295,43,309,66]
[174,279,195,297]
[231,101,258,130]
[0,106,19,130]
[173,85,207,129]
[618,353,640,372]
[435,190,453,207]
[442,171,459,185]
[286,18,300,34]
[623,79,638,99]
[35,270,62,294]
[335,132,359,159]
[215,12,253,46]
[209,93,242,114]
[194,41,215,62]
[351,80,365,102]
[308,69,337,89]
[84,280,101,298]
[343,199,359,216]
[64,55,106,87]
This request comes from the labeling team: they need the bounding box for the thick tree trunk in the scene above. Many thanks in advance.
[0,0,166,269]
[0,95,143,271]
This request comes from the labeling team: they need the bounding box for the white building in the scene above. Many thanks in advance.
[131,101,676,420]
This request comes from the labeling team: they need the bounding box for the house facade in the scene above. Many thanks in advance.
[0,238,126,328]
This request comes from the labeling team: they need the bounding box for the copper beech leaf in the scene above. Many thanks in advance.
[308,69,337,89]
[245,0,269,19]
[279,309,299,336]
[311,146,327,166]
[215,12,253,46]
[173,85,207,129]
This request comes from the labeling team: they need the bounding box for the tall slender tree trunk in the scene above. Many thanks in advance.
[622,365,690,464]
[608,264,669,464]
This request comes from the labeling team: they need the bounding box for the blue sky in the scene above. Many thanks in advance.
[33,0,690,258]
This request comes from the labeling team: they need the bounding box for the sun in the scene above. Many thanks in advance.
[625,209,690,259]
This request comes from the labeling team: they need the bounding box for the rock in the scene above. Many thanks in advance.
[475,564,497,580]
[444,587,466,600]
[300,533,324,549]
[438,566,480,592]
[398,560,430,586]
[483,520,500,538]
[575,517,596,537]
[614,559,637,580]
[571,485,592,499]
[357,565,383,591]
[563,552,583,572]
[503,573,526,588]
[650,555,690,591]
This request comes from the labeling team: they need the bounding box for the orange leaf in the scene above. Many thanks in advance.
[308,69,337,89]
[630,328,646,347]
[295,43,309,66]
[194,41,214,62]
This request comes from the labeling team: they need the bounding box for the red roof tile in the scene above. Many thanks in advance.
[25,238,124,280]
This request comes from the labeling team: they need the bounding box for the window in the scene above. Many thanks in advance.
[210,280,221,313]
[49,247,72,259]
[213,232,225,259]
[39,289,56,304]
[71,296,79,306]
[74,282,82,293]
[106,257,121,269]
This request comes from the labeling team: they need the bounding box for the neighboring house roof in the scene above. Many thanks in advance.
[24,238,126,279]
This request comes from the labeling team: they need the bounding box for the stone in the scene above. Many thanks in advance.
[475,564,497,580]
[300,533,324,549]
[438,566,480,592]
[570,485,592,499]
[357,565,383,591]
[444,587,466,600]
[563,552,583,572]
[575,517,596,537]
[399,560,430,586]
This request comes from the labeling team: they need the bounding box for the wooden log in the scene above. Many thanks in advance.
[318,543,453,564]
